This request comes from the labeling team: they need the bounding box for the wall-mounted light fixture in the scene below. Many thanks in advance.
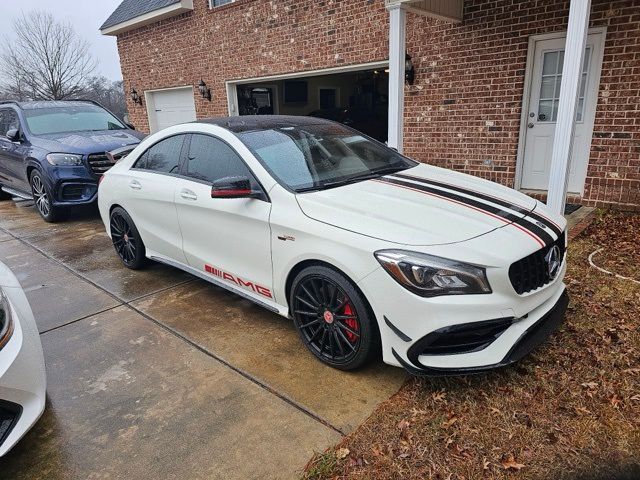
[130,88,143,106]
[405,54,416,86]
[198,79,212,101]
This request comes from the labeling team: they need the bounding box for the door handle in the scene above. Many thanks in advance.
[180,189,198,200]
[527,122,535,129]
[129,180,142,190]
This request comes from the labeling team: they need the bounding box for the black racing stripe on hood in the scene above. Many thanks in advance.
[392,173,563,238]
[378,177,555,247]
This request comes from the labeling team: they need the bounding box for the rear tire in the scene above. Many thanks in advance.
[290,265,380,370]
[30,170,66,222]
[109,207,147,269]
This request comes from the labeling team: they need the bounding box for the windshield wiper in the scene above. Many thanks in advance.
[295,165,409,193]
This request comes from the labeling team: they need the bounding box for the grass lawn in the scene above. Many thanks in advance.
[305,211,639,480]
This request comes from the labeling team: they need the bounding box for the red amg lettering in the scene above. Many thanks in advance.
[204,264,273,299]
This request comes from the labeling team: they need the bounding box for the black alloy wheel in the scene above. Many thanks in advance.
[30,170,64,222]
[291,266,379,370]
[110,207,146,269]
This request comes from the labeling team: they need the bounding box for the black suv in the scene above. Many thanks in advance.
[0,100,145,222]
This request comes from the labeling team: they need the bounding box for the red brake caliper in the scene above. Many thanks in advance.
[343,303,358,343]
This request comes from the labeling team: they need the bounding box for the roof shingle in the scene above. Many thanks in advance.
[101,0,182,29]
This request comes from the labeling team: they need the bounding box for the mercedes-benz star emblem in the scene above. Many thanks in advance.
[545,245,562,279]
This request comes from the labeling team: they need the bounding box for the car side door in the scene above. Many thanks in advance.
[173,133,274,302]
[124,134,188,264]
[0,108,28,192]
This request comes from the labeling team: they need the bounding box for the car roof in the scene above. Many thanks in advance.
[0,100,101,110]
[196,115,336,133]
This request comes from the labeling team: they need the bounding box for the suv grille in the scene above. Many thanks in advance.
[87,153,114,176]
[87,151,128,176]
[509,232,566,295]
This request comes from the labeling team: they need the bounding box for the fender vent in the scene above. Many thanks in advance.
[0,401,22,448]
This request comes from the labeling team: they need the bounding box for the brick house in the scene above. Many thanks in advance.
[101,0,639,210]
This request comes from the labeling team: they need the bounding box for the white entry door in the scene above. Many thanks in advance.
[521,31,604,193]
[147,87,197,133]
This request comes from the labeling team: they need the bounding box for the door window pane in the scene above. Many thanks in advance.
[136,135,184,173]
[0,109,20,137]
[184,134,253,183]
[542,51,558,75]
[537,47,591,123]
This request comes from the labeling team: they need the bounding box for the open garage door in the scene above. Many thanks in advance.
[226,62,389,143]
[145,86,197,133]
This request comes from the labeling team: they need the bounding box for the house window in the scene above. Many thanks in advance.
[209,0,234,7]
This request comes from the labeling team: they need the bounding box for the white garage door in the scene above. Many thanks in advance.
[147,87,197,133]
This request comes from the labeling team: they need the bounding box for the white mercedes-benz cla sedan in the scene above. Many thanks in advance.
[0,261,46,457]
[98,116,568,375]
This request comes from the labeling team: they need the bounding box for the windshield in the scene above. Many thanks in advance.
[24,104,127,135]
[238,123,416,192]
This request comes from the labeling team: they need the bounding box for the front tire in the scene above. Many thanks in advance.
[290,265,380,370]
[110,207,146,269]
[30,170,66,222]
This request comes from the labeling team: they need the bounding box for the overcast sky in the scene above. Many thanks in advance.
[0,0,124,80]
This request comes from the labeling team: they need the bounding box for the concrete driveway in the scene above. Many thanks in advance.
[0,200,406,479]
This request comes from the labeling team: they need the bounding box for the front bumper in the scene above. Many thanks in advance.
[0,285,46,457]
[44,164,98,206]
[391,290,568,376]
[359,257,569,376]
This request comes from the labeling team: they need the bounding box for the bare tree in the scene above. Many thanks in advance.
[0,11,96,100]
[79,76,127,119]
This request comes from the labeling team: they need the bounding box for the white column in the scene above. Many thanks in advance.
[546,0,592,214]
[387,4,406,153]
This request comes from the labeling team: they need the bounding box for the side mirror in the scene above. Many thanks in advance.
[6,128,20,142]
[122,114,135,130]
[211,176,262,199]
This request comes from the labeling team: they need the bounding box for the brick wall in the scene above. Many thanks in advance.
[404,0,639,209]
[118,0,389,129]
[115,0,639,209]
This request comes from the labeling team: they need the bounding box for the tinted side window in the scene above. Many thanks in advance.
[184,134,253,183]
[0,109,19,137]
[135,135,184,173]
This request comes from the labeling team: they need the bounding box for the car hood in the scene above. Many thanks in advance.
[30,129,145,155]
[296,164,552,246]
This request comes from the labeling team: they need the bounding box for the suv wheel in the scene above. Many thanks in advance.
[30,171,65,222]
[290,265,380,370]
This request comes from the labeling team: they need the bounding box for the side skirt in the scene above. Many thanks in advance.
[1,186,33,200]
[149,254,286,316]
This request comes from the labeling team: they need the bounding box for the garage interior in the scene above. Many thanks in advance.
[234,67,389,143]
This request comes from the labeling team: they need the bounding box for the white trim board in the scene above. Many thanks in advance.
[514,27,606,194]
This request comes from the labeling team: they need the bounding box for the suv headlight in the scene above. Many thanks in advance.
[375,250,492,298]
[46,153,84,166]
[0,289,14,350]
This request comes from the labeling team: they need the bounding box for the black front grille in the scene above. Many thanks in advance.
[509,232,566,295]
[87,153,115,176]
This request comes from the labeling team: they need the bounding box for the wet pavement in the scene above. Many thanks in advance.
[0,200,406,479]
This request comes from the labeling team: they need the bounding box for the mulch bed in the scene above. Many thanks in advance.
[304,211,640,480]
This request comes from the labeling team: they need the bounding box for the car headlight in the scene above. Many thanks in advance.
[0,289,14,350]
[374,250,492,298]
[46,153,84,166]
